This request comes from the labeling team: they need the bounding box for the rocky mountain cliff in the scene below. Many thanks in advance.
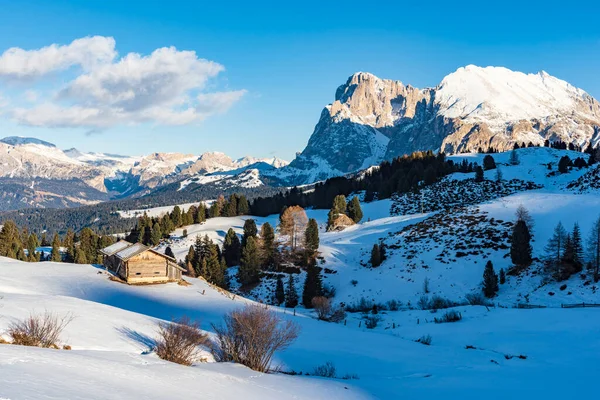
[282,66,600,184]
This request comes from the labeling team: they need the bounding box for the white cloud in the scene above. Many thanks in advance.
[0,36,117,80]
[0,37,245,129]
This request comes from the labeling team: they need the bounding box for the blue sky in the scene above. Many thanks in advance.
[0,0,598,160]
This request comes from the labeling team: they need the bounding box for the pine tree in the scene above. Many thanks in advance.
[302,261,323,308]
[238,236,260,286]
[483,155,496,170]
[474,166,484,182]
[223,195,238,217]
[285,274,299,308]
[260,222,275,269]
[509,150,520,165]
[370,243,382,267]
[482,260,499,298]
[237,195,250,215]
[332,194,347,215]
[165,246,175,259]
[50,233,62,262]
[223,228,241,267]
[242,219,258,247]
[75,247,87,264]
[587,216,600,282]
[347,196,363,223]
[151,222,162,246]
[195,204,206,223]
[558,156,571,173]
[515,204,535,233]
[304,218,319,258]
[510,220,532,268]
[275,275,285,305]
[545,222,568,274]
[499,268,506,284]
[571,223,584,266]
[205,242,225,287]
[171,206,182,227]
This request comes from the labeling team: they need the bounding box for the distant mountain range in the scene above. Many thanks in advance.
[0,136,288,210]
[1,65,598,210]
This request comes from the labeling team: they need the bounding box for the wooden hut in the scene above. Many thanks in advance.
[100,240,184,284]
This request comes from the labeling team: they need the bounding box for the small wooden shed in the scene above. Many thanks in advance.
[100,240,184,284]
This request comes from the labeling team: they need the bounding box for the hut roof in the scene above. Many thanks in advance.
[115,243,149,261]
[99,240,133,256]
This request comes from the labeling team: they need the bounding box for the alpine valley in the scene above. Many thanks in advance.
[1,65,598,212]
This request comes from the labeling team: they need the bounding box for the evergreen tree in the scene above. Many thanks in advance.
[285,274,299,308]
[474,166,484,182]
[499,268,506,284]
[165,246,175,259]
[483,155,496,170]
[204,242,225,287]
[195,203,207,223]
[482,260,499,298]
[74,247,87,264]
[223,195,238,217]
[510,220,532,268]
[171,205,182,227]
[41,233,49,247]
[509,150,520,165]
[208,202,221,218]
[571,223,584,266]
[275,275,285,305]
[347,196,363,223]
[558,156,571,173]
[151,222,162,246]
[237,195,250,215]
[242,219,258,247]
[587,216,600,282]
[332,194,347,215]
[302,261,323,308]
[238,236,260,286]
[370,243,382,267]
[304,218,319,258]
[223,228,241,267]
[260,222,275,269]
[63,229,75,263]
[545,222,568,271]
[0,221,22,258]
[50,233,62,262]
[184,245,196,275]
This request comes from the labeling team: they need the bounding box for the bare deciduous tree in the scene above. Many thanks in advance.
[7,311,73,348]
[211,305,300,372]
[155,317,210,366]
[279,206,308,250]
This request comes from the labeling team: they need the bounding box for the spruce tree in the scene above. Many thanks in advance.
[50,233,62,262]
[275,275,285,305]
[510,220,532,268]
[223,228,241,267]
[75,247,87,264]
[482,260,499,298]
[370,243,382,267]
[165,246,175,259]
[545,222,568,272]
[571,223,584,266]
[474,166,484,182]
[223,195,238,217]
[237,195,250,215]
[587,216,600,282]
[238,236,260,286]
[483,155,496,170]
[302,261,323,308]
[304,218,319,258]
[332,195,347,215]
[499,268,506,284]
[260,222,275,269]
[285,274,299,308]
[347,196,363,223]
[151,222,162,246]
[242,219,258,246]
[171,206,182,227]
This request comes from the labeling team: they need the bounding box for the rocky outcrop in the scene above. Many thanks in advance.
[282,66,600,185]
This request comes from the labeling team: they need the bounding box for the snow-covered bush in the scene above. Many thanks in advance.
[155,317,209,366]
[211,305,300,373]
[363,315,381,329]
[313,361,336,378]
[464,293,493,306]
[7,311,73,348]
[416,334,432,345]
[434,310,462,323]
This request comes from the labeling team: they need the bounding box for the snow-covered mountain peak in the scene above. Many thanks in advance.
[0,136,56,148]
[435,65,595,123]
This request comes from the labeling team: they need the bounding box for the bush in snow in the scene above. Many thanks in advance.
[155,317,209,366]
[312,297,345,322]
[483,155,496,170]
[418,295,457,310]
[416,334,432,345]
[363,315,381,329]
[313,361,337,378]
[386,299,400,311]
[464,292,493,306]
[434,310,462,324]
[211,305,300,373]
[7,311,73,348]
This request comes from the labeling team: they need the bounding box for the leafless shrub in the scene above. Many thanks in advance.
[7,311,73,348]
[155,317,210,366]
[312,297,346,322]
[211,304,300,372]
[465,292,493,306]
[313,361,336,378]
[434,310,462,323]
[416,334,432,345]
[364,315,381,329]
